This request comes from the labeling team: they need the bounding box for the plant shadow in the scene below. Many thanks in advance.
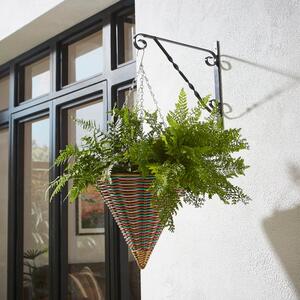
[262,205,300,297]
[262,164,300,297]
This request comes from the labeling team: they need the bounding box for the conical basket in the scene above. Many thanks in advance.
[98,173,163,269]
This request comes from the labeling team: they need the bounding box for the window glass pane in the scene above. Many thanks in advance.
[23,117,50,299]
[24,56,50,101]
[118,12,135,64]
[123,13,135,63]
[124,88,136,108]
[67,99,106,299]
[117,87,136,108]
[0,75,9,111]
[128,250,141,300]
[0,129,9,299]
[67,31,103,85]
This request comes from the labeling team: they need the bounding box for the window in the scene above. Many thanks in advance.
[0,128,9,299]
[63,30,104,85]
[18,55,51,103]
[23,117,50,299]
[117,85,137,108]
[67,99,106,299]
[128,251,141,299]
[2,2,137,299]
[0,74,9,111]
[117,10,136,65]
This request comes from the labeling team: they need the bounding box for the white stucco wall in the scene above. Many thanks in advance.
[0,0,299,299]
[136,0,300,299]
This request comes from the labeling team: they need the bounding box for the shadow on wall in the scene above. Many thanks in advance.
[220,55,300,120]
[288,164,300,187]
[262,205,300,297]
[262,164,300,297]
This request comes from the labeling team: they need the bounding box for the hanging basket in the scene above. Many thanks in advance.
[98,173,163,269]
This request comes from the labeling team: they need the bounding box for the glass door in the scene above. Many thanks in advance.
[65,98,106,299]
[22,116,50,300]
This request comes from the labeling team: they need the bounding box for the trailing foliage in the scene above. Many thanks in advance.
[50,89,250,231]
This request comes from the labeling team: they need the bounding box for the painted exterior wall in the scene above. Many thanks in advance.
[135,0,300,299]
[0,0,299,299]
[0,0,64,40]
[0,0,118,65]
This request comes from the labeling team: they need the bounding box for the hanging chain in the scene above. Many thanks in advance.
[124,49,166,127]
[123,50,145,108]
[137,63,145,115]
[140,66,166,127]
[123,50,145,113]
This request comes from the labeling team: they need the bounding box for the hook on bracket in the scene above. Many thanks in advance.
[133,33,148,50]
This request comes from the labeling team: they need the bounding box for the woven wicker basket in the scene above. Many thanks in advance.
[98,173,163,269]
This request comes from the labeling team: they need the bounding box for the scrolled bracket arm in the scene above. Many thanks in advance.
[132,33,223,116]
[133,33,148,50]
[134,33,219,67]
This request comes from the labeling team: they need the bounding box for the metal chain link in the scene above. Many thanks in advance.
[124,48,166,126]
[137,63,145,116]
[124,50,145,111]
[140,66,166,127]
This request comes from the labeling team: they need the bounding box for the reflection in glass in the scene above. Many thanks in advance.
[128,250,141,300]
[117,87,136,108]
[123,13,135,63]
[0,75,9,111]
[0,129,9,299]
[124,88,136,108]
[23,117,50,300]
[67,31,103,85]
[24,56,50,101]
[118,12,135,64]
[67,99,106,299]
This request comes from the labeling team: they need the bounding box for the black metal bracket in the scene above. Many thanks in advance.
[133,33,223,117]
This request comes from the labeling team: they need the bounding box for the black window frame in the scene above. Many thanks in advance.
[10,102,52,300]
[0,123,9,300]
[1,1,138,299]
[54,83,107,299]
[112,7,136,69]
[59,22,104,88]
[0,68,10,113]
[15,48,52,105]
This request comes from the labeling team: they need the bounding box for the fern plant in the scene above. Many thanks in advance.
[50,89,250,231]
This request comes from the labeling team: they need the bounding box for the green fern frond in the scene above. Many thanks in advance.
[167,88,189,125]
[48,88,250,232]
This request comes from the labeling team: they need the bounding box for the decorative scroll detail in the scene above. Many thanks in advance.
[133,33,218,66]
[133,34,148,50]
[205,55,217,66]
[133,33,223,116]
